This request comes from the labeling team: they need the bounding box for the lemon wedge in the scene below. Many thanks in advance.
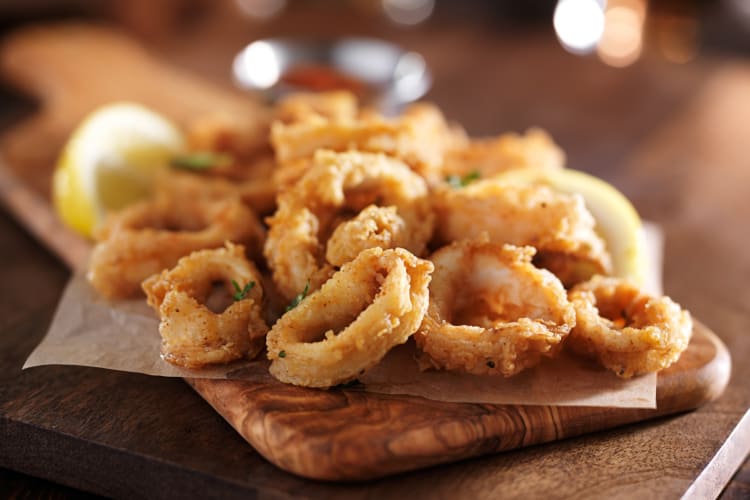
[495,168,648,286]
[53,102,185,238]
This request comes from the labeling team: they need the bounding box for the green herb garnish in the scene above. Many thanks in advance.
[285,281,310,312]
[278,350,286,358]
[446,170,481,189]
[231,280,255,301]
[171,152,234,171]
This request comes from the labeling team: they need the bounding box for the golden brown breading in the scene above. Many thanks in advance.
[416,239,575,377]
[143,243,268,368]
[567,275,693,378]
[266,247,433,388]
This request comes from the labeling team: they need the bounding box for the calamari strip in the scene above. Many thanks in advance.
[567,275,693,378]
[266,247,433,388]
[415,239,576,377]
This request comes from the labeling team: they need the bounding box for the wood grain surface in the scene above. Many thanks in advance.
[189,322,729,480]
[1,13,749,498]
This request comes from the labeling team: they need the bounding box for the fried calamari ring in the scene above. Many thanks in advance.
[434,179,611,287]
[441,128,565,179]
[142,243,268,368]
[88,194,265,299]
[264,149,434,300]
[158,156,277,215]
[415,239,575,377]
[186,111,270,160]
[271,102,466,182]
[266,247,433,388]
[567,275,693,378]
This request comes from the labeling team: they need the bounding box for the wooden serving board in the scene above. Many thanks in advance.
[0,24,732,482]
[188,325,729,480]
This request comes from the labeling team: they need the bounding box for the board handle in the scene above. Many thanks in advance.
[0,157,89,269]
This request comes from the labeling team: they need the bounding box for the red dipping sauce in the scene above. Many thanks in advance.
[281,64,367,96]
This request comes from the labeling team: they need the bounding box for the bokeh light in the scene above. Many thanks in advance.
[597,4,644,67]
[233,41,281,89]
[553,0,606,54]
[393,52,430,102]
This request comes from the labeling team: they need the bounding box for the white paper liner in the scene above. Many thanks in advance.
[24,223,665,408]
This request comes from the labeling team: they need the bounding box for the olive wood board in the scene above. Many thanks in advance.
[189,324,729,480]
[0,23,732,481]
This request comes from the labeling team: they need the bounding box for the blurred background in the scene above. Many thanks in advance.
[0,0,748,179]
[2,3,750,496]
[3,0,750,67]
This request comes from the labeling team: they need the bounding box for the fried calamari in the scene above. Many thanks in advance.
[415,239,575,377]
[157,155,277,216]
[434,179,611,286]
[440,128,565,179]
[264,149,434,300]
[266,247,433,388]
[83,90,695,384]
[567,275,692,378]
[275,90,358,124]
[89,194,264,299]
[271,102,466,182]
[142,243,268,368]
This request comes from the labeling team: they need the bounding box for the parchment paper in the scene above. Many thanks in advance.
[24,224,664,408]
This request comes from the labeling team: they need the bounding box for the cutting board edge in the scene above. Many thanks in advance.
[189,323,730,482]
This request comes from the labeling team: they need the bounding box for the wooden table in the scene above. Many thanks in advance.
[1,9,750,498]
